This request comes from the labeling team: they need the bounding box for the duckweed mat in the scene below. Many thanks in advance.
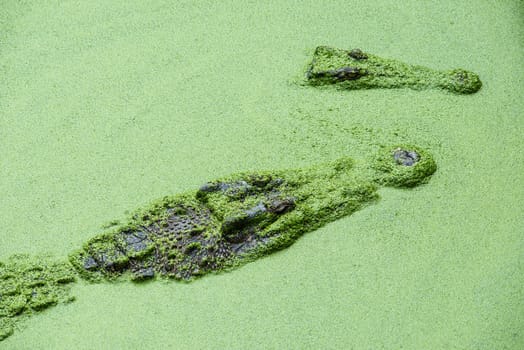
[1,1,522,349]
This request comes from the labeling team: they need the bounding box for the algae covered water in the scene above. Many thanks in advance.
[1,1,523,349]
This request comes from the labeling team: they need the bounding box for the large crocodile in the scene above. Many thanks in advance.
[0,145,436,341]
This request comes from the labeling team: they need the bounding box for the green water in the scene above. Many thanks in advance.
[1,1,522,349]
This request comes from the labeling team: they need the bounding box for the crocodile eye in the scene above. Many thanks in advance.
[393,148,420,166]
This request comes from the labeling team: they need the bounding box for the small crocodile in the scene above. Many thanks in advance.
[306,46,482,94]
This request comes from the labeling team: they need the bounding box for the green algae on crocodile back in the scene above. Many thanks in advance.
[0,146,436,341]
[69,146,437,283]
[306,46,482,94]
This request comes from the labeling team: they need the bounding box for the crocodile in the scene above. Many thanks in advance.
[306,46,482,94]
[0,145,436,341]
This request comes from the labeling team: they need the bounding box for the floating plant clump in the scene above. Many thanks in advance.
[306,46,482,94]
[0,146,436,340]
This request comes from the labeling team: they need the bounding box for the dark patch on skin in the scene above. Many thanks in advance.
[393,149,420,166]
[308,66,365,82]
[349,48,368,60]
[120,230,151,253]
[83,257,98,270]
[268,198,295,214]
[132,267,155,281]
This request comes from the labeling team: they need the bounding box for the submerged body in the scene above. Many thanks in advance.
[306,46,482,94]
[0,146,436,340]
